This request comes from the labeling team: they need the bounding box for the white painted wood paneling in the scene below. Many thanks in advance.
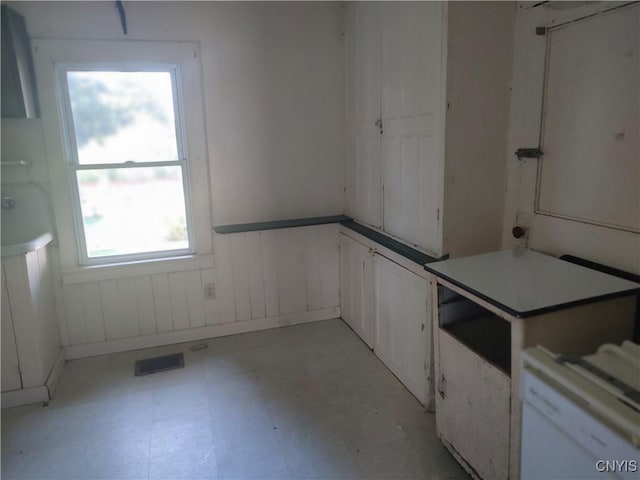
[246,233,266,320]
[213,233,237,324]
[317,224,341,309]
[168,272,190,331]
[58,225,340,352]
[1,278,22,392]
[63,283,86,345]
[374,253,429,403]
[116,278,140,338]
[261,230,280,318]
[437,329,511,480]
[230,233,252,321]
[135,276,156,335]
[185,270,206,329]
[80,283,105,343]
[100,280,123,339]
[3,248,61,391]
[201,268,222,325]
[339,233,375,348]
[151,274,173,333]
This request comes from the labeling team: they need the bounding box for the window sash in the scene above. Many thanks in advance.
[58,64,195,265]
[58,64,186,166]
[69,161,195,264]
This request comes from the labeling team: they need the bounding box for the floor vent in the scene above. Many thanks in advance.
[134,353,184,376]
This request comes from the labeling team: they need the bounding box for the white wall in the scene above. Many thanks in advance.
[443,1,515,258]
[6,0,345,225]
[2,1,345,356]
[502,2,639,274]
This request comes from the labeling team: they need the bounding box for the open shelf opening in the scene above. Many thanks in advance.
[438,285,511,375]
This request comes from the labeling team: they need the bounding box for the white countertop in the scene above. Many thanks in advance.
[425,248,640,317]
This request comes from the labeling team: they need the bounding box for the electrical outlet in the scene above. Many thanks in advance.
[204,282,215,300]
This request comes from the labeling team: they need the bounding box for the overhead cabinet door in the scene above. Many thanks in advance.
[344,3,446,256]
[344,3,382,229]
[380,2,445,255]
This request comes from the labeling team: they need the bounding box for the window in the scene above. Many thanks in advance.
[59,66,195,263]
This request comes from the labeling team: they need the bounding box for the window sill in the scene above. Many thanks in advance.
[61,253,214,285]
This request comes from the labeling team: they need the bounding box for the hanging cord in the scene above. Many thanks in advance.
[115,1,127,35]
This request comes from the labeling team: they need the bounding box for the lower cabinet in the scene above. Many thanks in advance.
[1,269,22,392]
[374,254,430,404]
[436,328,510,480]
[339,231,432,405]
[339,234,375,348]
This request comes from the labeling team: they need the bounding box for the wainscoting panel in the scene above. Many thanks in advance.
[60,224,340,355]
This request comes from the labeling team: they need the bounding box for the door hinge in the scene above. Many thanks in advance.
[436,208,440,223]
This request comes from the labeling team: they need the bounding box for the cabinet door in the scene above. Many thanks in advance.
[380,2,445,255]
[373,254,429,403]
[1,272,22,392]
[436,329,510,480]
[344,2,382,228]
[339,234,375,348]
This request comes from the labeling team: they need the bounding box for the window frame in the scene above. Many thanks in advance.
[57,63,197,265]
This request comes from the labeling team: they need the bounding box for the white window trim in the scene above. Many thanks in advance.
[57,63,196,265]
[33,40,213,271]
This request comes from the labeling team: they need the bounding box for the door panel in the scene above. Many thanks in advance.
[339,234,374,347]
[436,329,511,480]
[1,277,22,392]
[380,2,445,254]
[373,253,429,403]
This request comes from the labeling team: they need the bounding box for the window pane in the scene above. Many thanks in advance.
[77,166,189,258]
[67,71,179,164]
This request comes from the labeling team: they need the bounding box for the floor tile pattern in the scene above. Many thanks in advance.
[2,319,468,480]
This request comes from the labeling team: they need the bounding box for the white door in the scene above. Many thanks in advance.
[380,2,445,255]
[373,253,429,403]
[1,269,22,392]
[436,329,511,480]
[344,2,382,229]
[339,234,375,348]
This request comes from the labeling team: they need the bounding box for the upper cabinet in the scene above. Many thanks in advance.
[345,2,445,256]
[345,2,515,259]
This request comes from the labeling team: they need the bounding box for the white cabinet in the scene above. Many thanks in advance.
[374,253,430,404]
[428,249,639,479]
[345,2,445,256]
[1,247,62,407]
[345,2,515,259]
[339,228,433,406]
[339,233,375,348]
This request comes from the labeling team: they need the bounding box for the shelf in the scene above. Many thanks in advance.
[214,214,351,234]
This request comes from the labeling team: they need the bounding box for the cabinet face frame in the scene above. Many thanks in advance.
[430,274,636,480]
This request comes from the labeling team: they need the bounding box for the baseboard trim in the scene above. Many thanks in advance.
[1,386,49,409]
[64,306,340,360]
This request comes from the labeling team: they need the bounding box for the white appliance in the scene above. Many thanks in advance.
[521,342,640,480]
